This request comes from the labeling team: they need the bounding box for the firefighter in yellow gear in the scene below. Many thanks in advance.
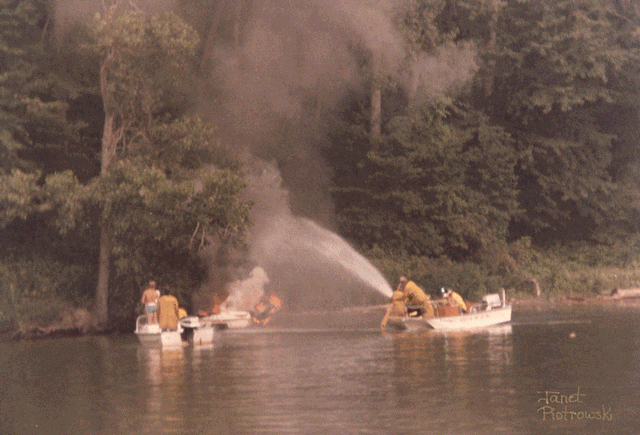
[178,307,187,320]
[400,276,434,318]
[388,287,407,317]
[440,287,467,313]
[158,289,180,331]
[380,285,407,329]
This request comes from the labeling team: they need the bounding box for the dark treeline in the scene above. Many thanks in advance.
[327,0,640,299]
[331,0,640,253]
[2,0,640,332]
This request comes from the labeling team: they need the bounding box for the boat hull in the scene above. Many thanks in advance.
[387,305,512,331]
[135,328,183,347]
[135,315,214,346]
[191,327,214,344]
[201,310,252,330]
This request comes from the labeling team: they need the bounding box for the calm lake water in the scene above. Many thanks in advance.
[2,304,639,435]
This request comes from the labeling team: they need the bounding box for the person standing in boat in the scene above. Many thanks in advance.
[141,280,159,324]
[389,284,407,316]
[379,281,408,329]
[399,276,434,318]
[440,287,467,314]
[158,288,180,331]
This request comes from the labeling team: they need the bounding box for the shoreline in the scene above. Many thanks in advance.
[4,293,640,342]
[510,291,640,308]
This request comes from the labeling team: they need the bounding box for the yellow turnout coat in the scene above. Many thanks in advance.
[158,294,179,330]
[403,281,434,317]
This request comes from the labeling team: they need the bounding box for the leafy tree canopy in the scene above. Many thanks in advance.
[1,4,252,325]
[334,102,518,261]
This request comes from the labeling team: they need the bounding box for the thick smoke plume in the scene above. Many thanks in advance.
[197,1,408,223]
[54,0,477,311]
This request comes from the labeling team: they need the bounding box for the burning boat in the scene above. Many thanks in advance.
[200,310,253,330]
[199,266,282,330]
[199,292,283,330]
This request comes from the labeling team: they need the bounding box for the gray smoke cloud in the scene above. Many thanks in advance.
[241,159,393,311]
[193,1,407,310]
[54,0,477,311]
[405,42,478,105]
[196,0,408,225]
[197,1,477,220]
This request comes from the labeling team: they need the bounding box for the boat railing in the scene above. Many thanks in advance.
[405,300,461,319]
[406,297,503,318]
[136,314,148,328]
[403,291,509,320]
[136,315,162,333]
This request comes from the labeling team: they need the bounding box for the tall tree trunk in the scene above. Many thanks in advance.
[92,5,122,327]
[94,130,112,325]
[94,55,120,325]
[484,0,500,96]
[95,219,110,325]
[370,50,382,142]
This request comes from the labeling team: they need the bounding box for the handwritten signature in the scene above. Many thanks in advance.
[536,388,613,421]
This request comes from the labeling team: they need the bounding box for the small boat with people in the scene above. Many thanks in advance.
[135,315,214,347]
[137,283,214,347]
[384,291,512,331]
[381,276,512,332]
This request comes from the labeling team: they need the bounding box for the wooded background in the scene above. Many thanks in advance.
[3,0,640,331]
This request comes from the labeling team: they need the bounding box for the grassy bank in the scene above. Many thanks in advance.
[0,257,96,339]
[369,240,640,302]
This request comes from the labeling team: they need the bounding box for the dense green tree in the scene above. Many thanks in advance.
[0,0,99,177]
[91,6,192,324]
[329,1,516,262]
[0,0,101,235]
[86,5,249,325]
[0,0,99,259]
[333,0,640,256]
[0,0,99,329]
[1,2,251,328]
[334,102,518,261]
[0,0,52,173]
[483,0,640,243]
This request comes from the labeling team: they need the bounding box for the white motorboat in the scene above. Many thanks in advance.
[385,292,512,332]
[179,316,215,344]
[135,315,214,346]
[134,315,182,347]
[200,310,253,330]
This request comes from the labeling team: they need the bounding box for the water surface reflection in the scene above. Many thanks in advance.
[2,307,639,434]
[387,325,516,434]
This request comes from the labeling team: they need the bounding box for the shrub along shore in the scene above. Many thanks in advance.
[3,251,640,342]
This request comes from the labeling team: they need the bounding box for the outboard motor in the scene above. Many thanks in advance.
[179,316,201,341]
[481,294,503,310]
